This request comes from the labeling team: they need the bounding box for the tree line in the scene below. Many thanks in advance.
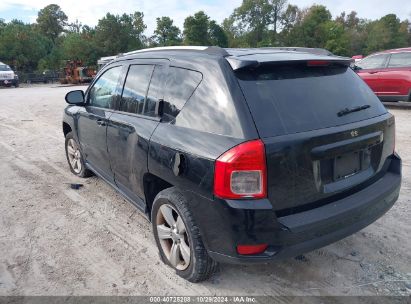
[0,1,410,72]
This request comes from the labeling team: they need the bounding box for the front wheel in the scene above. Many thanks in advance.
[152,188,217,282]
[65,132,92,177]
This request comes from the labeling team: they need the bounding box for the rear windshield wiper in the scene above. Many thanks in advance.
[338,105,371,117]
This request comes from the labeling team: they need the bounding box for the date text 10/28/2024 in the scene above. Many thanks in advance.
[149,297,257,303]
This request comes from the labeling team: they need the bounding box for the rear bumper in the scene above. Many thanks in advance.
[189,154,401,264]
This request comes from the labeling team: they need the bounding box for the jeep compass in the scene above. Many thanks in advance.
[63,46,401,282]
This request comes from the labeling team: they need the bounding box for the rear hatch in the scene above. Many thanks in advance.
[235,58,395,215]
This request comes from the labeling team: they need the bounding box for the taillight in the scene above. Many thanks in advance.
[214,140,267,199]
[307,60,330,67]
[237,244,268,255]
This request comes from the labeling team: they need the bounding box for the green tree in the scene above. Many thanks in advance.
[183,11,210,45]
[132,11,147,41]
[268,0,287,45]
[278,4,301,46]
[68,19,82,33]
[208,20,228,47]
[36,4,68,43]
[365,14,408,53]
[231,0,272,46]
[283,5,332,47]
[0,18,5,31]
[335,11,368,55]
[154,17,181,46]
[94,12,146,55]
[0,21,50,71]
[322,21,350,55]
[61,32,99,66]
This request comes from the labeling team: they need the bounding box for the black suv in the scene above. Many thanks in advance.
[63,46,401,282]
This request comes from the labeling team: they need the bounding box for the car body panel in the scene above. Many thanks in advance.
[62,47,401,264]
[189,154,400,262]
[76,106,114,182]
[107,112,160,208]
[356,68,383,93]
[378,66,411,96]
[356,48,411,101]
[263,113,394,213]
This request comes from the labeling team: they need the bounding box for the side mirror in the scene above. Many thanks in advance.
[65,90,85,105]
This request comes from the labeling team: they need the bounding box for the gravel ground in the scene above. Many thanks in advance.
[0,85,410,296]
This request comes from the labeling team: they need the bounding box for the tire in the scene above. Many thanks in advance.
[151,187,218,282]
[65,131,92,178]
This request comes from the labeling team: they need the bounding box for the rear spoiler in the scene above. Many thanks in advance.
[226,55,353,71]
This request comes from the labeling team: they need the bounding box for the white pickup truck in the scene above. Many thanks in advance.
[0,62,19,87]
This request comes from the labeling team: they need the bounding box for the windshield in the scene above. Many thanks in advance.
[236,63,387,138]
[0,64,12,71]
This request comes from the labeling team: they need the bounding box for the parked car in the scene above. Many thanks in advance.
[355,47,411,102]
[352,55,364,62]
[63,46,401,282]
[0,62,19,87]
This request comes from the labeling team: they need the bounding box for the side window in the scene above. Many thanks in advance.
[163,67,202,121]
[121,65,154,114]
[89,66,122,109]
[357,54,389,70]
[388,52,411,68]
[144,65,166,117]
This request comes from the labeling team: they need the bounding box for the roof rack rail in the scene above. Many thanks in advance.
[121,46,229,57]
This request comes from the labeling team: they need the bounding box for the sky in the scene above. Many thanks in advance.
[0,0,410,35]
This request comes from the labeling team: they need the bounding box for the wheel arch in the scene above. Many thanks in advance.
[63,121,72,137]
[143,173,173,220]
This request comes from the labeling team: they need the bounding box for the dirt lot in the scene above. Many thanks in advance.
[0,84,410,296]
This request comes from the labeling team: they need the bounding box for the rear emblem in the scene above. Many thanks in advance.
[350,130,359,137]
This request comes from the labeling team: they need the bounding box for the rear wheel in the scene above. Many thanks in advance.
[152,188,217,282]
[65,132,92,177]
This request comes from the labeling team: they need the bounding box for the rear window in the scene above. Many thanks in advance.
[237,64,387,138]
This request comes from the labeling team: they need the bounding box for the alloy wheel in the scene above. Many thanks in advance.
[156,204,191,270]
[67,139,82,174]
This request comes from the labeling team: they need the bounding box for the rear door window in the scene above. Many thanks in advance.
[237,64,387,138]
[388,52,411,68]
[163,67,202,121]
[356,54,389,70]
[121,65,154,114]
[144,65,166,117]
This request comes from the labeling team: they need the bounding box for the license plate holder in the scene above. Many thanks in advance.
[334,151,361,181]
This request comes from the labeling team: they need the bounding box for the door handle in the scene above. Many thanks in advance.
[96,119,106,126]
[368,71,378,74]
